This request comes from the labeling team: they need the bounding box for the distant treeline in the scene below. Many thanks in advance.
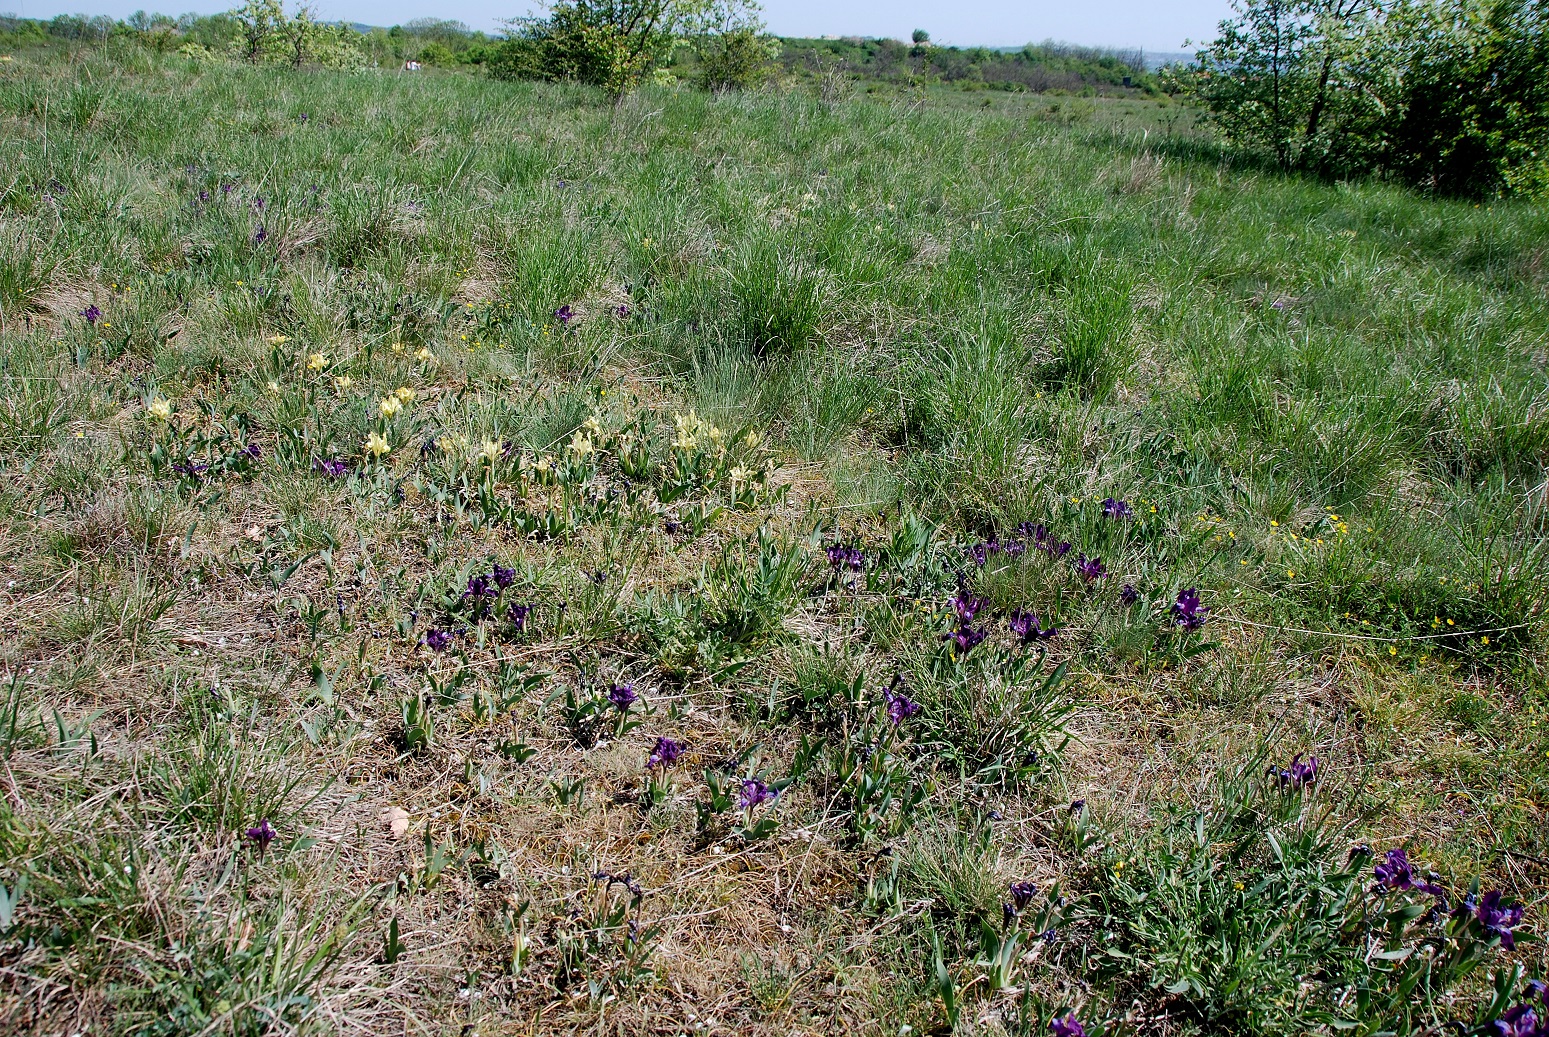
[774,37,1156,94]
[0,11,1155,94]
[0,11,494,67]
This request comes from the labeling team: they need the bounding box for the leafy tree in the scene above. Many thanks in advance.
[1384,0,1549,195]
[912,28,930,44]
[490,0,761,98]
[1191,0,1549,195]
[694,2,776,91]
[1193,0,1388,174]
[231,0,364,68]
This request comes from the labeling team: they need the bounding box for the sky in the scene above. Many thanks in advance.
[5,0,1233,53]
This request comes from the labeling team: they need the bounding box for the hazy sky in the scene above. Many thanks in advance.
[7,0,1232,53]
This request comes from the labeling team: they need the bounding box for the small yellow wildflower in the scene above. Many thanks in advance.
[147,397,172,420]
[266,380,281,394]
[306,352,328,371]
[267,334,290,345]
[414,347,434,362]
[364,432,390,457]
[1270,520,1280,527]
[394,386,415,404]
[1388,646,1397,656]
[582,415,602,435]
[1287,570,1296,578]
[743,430,760,449]
[479,439,502,464]
[1481,636,1490,645]
[730,465,751,484]
[568,432,594,457]
[391,342,405,354]
[379,396,403,418]
[333,375,353,390]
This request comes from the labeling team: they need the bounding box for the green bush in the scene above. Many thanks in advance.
[1191,0,1549,196]
[695,26,778,91]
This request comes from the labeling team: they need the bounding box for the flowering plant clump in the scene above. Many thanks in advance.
[423,628,454,652]
[1172,587,1208,630]
[1102,497,1134,519]
[1120,583,1141,605]
[647,736,683,769]
[608,682,639,711]
[1009,610,1059,645]
[738,776,776,810]
[826,543,865,571]
[554,304,574,326]
[1466,890,1525,949]
[1269,753,1319,790]
[315,457,348,478]
[1049,1017,1088,1037]
[245,818,277,855]
[884,682,921,725]
[1074,554,1107,582]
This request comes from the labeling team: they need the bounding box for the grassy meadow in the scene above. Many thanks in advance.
[2,40,1549,1037]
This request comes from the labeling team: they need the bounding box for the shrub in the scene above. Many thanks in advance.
[490,0,765,98]
[695,26,779,91]
[1191,0,1549,196]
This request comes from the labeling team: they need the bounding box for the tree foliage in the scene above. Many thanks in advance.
[1191,0,1549,196]
[231,0,364,68]
[489,0,765,97]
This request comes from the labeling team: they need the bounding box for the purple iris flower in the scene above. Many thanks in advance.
[242,443,262,460]
[315,457,348,478]
[1050,1016,1088,1037]
[944,625,988,654]
[1075,555,1107,582]
[1375,849,1416,890]
[826,544,864,571]
[1008,880,1039,913]
[424,628,453,652]
[1172,588,1208,630]
[1009,610,1058,644]
[172,460,210,479]
[463,574,496,601]
[492,564,516,589]
[253,224,268,244]
[1120,583,1141,605]
[81,305,101,324]
[1270,753,1320,790]
[1492,1004,1542,1037]
[245,818,277,851]
[616,304,630,318]
[647,736,683,768]
[198,188,211,202]
[554,304,574,326]
[738,777,776,809]
[608,682,638,711]
[1102,497,1134,519]
[951,589,986,624]
[885,685,921,725]
[507,603,532,631]
[1475,891,1525,949]
[1002,539,1027,557]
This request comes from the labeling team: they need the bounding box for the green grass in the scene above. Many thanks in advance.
[0,39,1547,1037]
